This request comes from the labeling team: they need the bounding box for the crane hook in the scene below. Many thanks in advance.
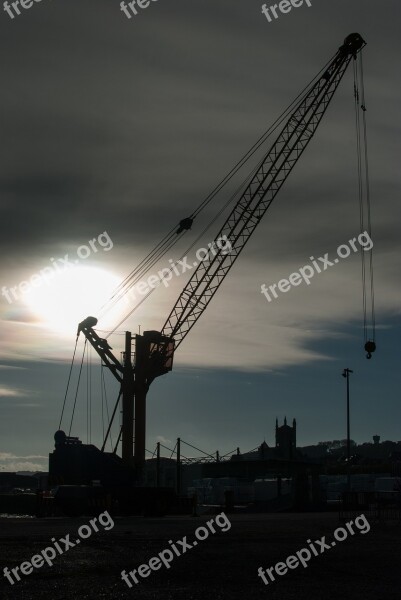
[364,340,376,360]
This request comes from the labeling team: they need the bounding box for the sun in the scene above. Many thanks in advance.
[24,266,123,335]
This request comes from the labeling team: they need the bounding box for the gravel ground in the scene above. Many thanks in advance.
[0,512,399,600]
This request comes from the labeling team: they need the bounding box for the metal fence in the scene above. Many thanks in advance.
[340,491,401,521]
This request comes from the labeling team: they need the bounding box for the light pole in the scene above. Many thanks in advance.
[342,368,353,492]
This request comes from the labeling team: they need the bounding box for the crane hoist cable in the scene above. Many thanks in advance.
[113,427,123,455]
[68,339,87,437]
[101,386,122,453]
[100,161,255,324]
[353,52,376,359]
[104,161,261,334]
[86,344,93,443]
[99,53,338,333]
[105,158,265,337]
[101,364,115,451]
[86,346,89,443]
[100,362,105,442]
[101,365,114,450]
[98,53,338,321]
[58,333,79,430]
[98,230,187,319]
[101,226,181,309]
[189,52,337,221]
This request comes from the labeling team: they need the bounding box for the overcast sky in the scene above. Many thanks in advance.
[0,0,400,472]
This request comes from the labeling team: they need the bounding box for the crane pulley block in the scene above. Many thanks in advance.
[176,217,194,235]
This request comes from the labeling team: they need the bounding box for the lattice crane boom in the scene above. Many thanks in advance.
[160,33,366,348]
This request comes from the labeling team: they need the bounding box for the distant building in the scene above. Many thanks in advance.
[229,417,299,462]
[276,417,297,460]
[0,472,40,492]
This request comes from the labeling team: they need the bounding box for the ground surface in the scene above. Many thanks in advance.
[0,512,399,600]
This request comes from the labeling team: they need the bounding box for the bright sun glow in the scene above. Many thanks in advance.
[24,266,123,335]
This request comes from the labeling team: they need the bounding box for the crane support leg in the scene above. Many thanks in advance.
[133,334,148,479]
[121,332,135,464]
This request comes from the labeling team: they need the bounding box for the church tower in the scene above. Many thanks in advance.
[275,417,297,459]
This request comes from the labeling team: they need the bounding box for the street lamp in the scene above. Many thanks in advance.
[342,368,353,492]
